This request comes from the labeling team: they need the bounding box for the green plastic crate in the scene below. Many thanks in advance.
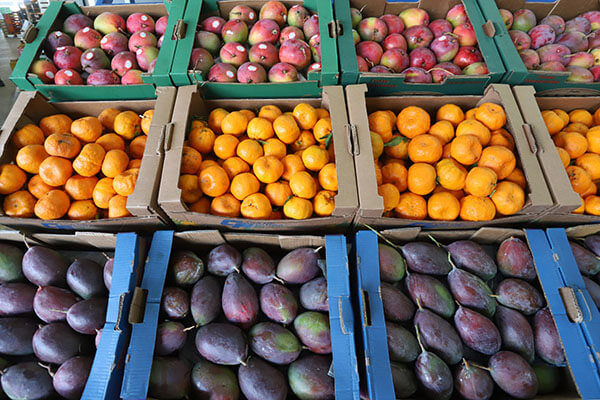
[334,0,506,95]
[169,0,339,98]
[10,1,184,101]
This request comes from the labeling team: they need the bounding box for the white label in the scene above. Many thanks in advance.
[212,20,220,28]
[101,37,108,44]
[86,52,94,59]
[237,45,245,52]
[258,43,267,50]
[226,30,233,36]
[249,12,255,19]
[56,31,62,36]
[45,71,54,79]
[314,63,321,68]
[289,32,296,39]
[141,15,148,21]
[140,32,147,38]
[248,65,257,71]
[57,46,65,51]
[137,48,143,55]
[125,60,132,68]
[226,70,234,77]
[65,70,73,77]
[440,35,448,41]
[83,27,90,33]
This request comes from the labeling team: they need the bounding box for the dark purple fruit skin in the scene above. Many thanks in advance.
[378,243,406,282]
[448,240,497,280]
[415,351,453,400]
[386,321,419,362]
[161,286,190,320]
[149,357,191,400]
[1,362,55,400]
[250,322,301,365]
[583,235,600,257]
[495,305,535,362]
[169,250,204,286]
[583,276,600,309]
[195,323,248,365]
[0,283,36,315]
[489,351,538,399]
[496,278,543,315]
[241,247,276,284]
[260,282,298,324]
[448,268,496,317]
[276,247,320,284]
[497,237,536,280]
[455,361,494,400]
[53,356,93,400]
[390,362,417,398]
[67,258,106,299]
[454,306,501,355]
[293,311,332,354]
[155,321,186,356]
[33,286,79,323]
[222,272,259,328]
[300,277,329,312]
[407,273,455,318]
[0,317,37,355]
[380,282,414,322]
[238,357,288,400]
[534,307,566,365]
[191,276,222,326]
[191,358,240,400]
[33,322,88,363]
[570,241,600,275]
[0,243,24,283]
[103,258,113,291]
[23,246,69,287]
[207,244,242,276]
[66,297,107,335]
[401,242,452,275]
[414,309,463,365]
[288,354,335,400]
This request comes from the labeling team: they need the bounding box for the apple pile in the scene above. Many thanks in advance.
[190,1,321,83]
[29,11,168,86]
[504,8,600,82]
[350,5,489,83]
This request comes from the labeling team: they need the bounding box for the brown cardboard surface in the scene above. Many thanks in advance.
[0,89,177,232]
[157,85,358,233]
[565,224,600,238]
[348,83,555,230]
[174,230,325,250]
[493,0,599,21]
[0,228,116,250]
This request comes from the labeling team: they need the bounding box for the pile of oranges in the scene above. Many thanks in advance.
[542,107,600,215]
[370,102,526,221]
[0,108,152,220]
[178,103,337,220]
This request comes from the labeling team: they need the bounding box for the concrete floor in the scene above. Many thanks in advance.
[0,36,21,126]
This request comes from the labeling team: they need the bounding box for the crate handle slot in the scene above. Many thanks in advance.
[522,123,538,154]
[558,287,592,323]
[328,20,343,39]
[128,287,148,324]
[360,289,371,327]
[482,20,495,38]
[346,124,359,156]
[160,122,174,153]
[173,19,187,40]
[22,25,38,43]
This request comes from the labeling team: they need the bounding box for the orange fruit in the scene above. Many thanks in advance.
[39,156,73,187]
[189,127,216,155]
[572,196,585,214]
[371,132,384,159]
[316,108,330,120]
[34,189,70,220]
[489,129,515,151]
[408,134,442,164]
[282,154,306,181]
[141,109,153,135]
[565,122,589,134]
[427,192,460,221]
[189,197,210,213]
[283,196,313,219]
[450,134,482,166]
[108,195,132,219]
[253,156,284,184]
[16,144,48,174]
[93,178,116,209]
[293,103,318,130]
[433,186,464,201]
[553,109,569,126]
[240,109,256,121]
[557,147,570,167]
[221,111,248,136]
[199,165,230,197]
[478,146,516,179]
[369,111,394,143]
[236,139,264,165]
[101,149,129,178]
[200,159,220,171]
[465,107,478,120]
[44,132,81,159]
[240,193,272,219]
[291,130,317,152]
[594,108,600,126]
[128,159,142,169]
[381,162,407,192]
[569,109,593,127]
[73,143,106,177]
[71,116,103,143]
[230,172,260,201]
[65,175,98,201]
[0,165,27,195]
[587,128,600,154]
[378,183,400,211]
[28,175,53,199]
[180,146,202,175]
[208,108,229,134]
[459,195,496,221]
[318,163,337,191]
[40,114,73,137]
[407,163,436,196]
[113,168,139,197]
[313,190,335,216]
[567,165,593,194]
[114,111,141,140]
[12,124,44,148]
[68,199,99,220]
[384,135,409,159]
[128,135,146,159]
[464,166,497,197]
[258,105,283,122]
[576,153,600,180]
[397,106,430,138]
[581,182,597,198]
[436,104,464,127]
[302,145,329,171]
[541,110,565,135]
[179,174,203,203]
[213,135,240,160]
[585,195,600,215]
[273,115,301,144]
[475,102,506,131]
[263,138,287,159]
[247,117,274,141]
[98,108,121,131]
[265,181,293,206]
[222,157,250,178]
[374,164,383,186]
[3,191,35,218]
[428,120,454,145]
[210,193,241,217]
[505,167,527,189]
[96,133,125,152]
[436,158,467,191]
[289,171,318,199]
[313,118,332,145]
[555,131,588,159]
[456,119,491,146]
[442,142,452,159]
[395,192,427,220]
[491,181,525,216]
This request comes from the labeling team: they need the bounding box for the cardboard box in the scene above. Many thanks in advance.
[334,0,505,96]
[10,1,183,101]
[348,83,554,230]
[169,0,339,98]
[0,87,177,232]
[121,230,360,400]
[157,84,358,232]
[513,86,599,225]
[478,0,600,95]
[354,228,598,399]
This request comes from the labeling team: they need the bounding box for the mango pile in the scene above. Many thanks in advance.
[570,236,600,311]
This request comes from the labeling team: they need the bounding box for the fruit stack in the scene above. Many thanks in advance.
[178,104,337,220]
[190,1,322,83]
[0,242,113,399]
[0,108,152,220]
[376,236,567,399]
[144,244,334,399]
[29,11,168,86]
[571,235,600,310]
[349,4,489,82]
[504,8,600,82]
